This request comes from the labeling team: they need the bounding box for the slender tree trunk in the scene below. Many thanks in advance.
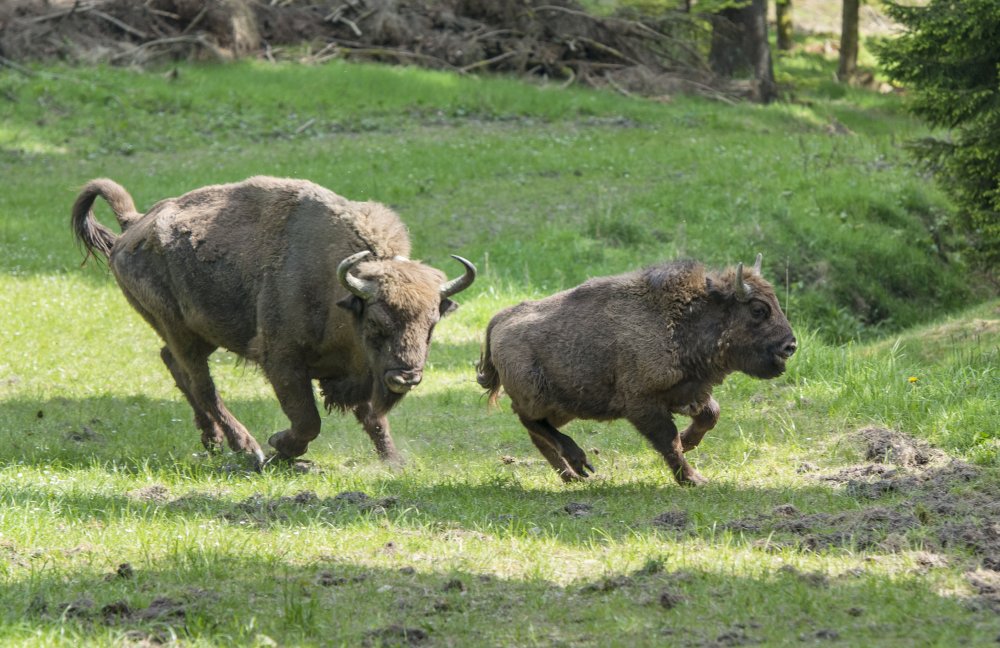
[750,0,777,103]
[838,0,860,82]
[708,0,776,103]
[776,0,793,51]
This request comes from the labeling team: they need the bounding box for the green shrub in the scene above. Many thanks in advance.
[876,0,1000,269]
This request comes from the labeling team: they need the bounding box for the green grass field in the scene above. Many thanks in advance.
[1,54,998,646]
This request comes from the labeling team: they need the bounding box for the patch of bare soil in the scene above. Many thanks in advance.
[29,592,188,630]
[0,0,741,100]
[221,489,400,527]
[363,624,429,647]
[127,484,171,503]
[726,428,1000,570]
[723,428,1000,579]
[966,569,1000,613]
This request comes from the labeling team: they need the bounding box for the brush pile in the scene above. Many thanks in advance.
[0,0,744,100]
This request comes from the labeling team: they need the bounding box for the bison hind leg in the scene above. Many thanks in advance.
[161,347,224,451]
[517,415,594,482]
[159,341,265,469]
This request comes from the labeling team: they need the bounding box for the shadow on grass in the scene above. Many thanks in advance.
[1,544,996,646]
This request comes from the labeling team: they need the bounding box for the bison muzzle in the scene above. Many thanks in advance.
[72,176,475,469]
[477,255,795,486]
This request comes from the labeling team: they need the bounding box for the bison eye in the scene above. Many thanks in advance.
[750,301,770,320]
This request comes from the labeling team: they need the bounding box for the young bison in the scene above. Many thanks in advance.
[477,255,796,486]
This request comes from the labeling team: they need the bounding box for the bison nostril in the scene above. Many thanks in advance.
[784,340,797,357]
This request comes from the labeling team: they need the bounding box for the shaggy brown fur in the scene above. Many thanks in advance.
[477,257,796,485]
[72,176,475,467]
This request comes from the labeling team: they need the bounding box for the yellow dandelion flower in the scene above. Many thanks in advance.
[907,376,919,383]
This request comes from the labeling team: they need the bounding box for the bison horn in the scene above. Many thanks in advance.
[338,251,378,300]
[734,261,750,299]
[734,253,763,298]
[440,255,477,298]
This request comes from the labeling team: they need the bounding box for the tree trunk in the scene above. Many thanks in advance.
[776,0,793,51]
[838,0,859,82]
[709,0,776,103]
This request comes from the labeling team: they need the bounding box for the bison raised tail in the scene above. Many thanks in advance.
[71,178,141,264]
[476,319,502,407]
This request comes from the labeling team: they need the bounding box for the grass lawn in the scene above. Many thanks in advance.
[1,54,998,646]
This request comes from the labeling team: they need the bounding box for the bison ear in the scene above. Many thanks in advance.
[439,298,458,317]
[336,295,365,318]
[705,277,732,303]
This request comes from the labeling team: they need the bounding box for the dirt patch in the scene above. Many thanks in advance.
[65,424,103,443]
[317,570,370,587]
[363,624,429,647]
[726,429,1000,564]
[32,593,188,627]
[658,588,685,609]
[127,484,171,503]
[221,489,400,527]
[858,426,944,467]
[966,569,1000,613]
[0,0,744,100]
[652,509,689,530]
[564,501,593,517]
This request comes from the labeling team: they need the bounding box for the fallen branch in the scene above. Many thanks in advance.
[0,56,36,77]
[574,36,641,66]
[459,50,518,73]
[181,5,209,35]
[91,9,149,40]
[20,1,96,25]
[603,73,633,97]
[294,117,316,134]
[109,35,226,63]
[336,46,459,71]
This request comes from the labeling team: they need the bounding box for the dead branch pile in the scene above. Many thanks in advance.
[0,0,740,100]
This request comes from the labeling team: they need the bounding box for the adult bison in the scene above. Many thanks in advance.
[477,255,795,486]
[72,176,475,468]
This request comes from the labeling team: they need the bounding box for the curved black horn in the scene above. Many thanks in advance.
[440,255,477,298]
[734,261,751,299]
[338,251,377,300]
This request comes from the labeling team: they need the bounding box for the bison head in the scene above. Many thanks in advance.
[336,251,475,408]
[711,254,797,379]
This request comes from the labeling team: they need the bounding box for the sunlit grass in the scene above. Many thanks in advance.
[0,55,998,646]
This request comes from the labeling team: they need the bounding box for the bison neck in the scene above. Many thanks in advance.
[672,302,733,384]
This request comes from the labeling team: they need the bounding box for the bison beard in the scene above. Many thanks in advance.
[477,255,796,486]
[71,176,475,469]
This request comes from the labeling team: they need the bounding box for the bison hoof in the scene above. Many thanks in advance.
[559,470,586,483]
[380,452,405,469]
[249,447,267,472]
[267,430,309,459]
[678,470,709,487]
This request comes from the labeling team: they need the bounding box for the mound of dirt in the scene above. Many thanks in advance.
[858,426,943,467]
[0,0,738,100]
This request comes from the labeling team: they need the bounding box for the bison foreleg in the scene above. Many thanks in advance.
[629,412,708,486]
[266,368,322,460]
[518,416,594,482]
[680,397,720,453]
[353,402,402,466]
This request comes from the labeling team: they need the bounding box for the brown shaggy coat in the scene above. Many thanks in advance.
[477,258,796,485]
[72,176,474,467]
